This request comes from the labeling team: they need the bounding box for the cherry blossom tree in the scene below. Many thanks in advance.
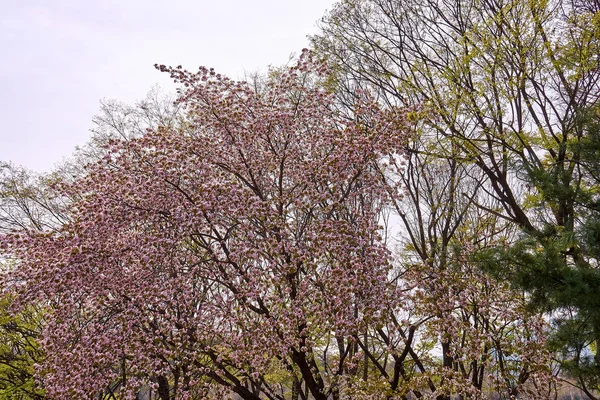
[1,52,411,399]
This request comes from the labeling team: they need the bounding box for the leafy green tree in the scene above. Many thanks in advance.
[477,104,600,397]
[314,0,600,395]
[0,292,44,399]
[387,133,554,399]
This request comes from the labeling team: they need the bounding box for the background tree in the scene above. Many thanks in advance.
[314,0,600,395]
[383,132,553,399]
[0,292,44,400]
[0,163,68,235]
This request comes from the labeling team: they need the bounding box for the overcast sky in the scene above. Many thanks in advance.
[0,0,336,173]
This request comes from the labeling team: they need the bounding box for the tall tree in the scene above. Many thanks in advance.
[384,133,554,399]
[1,52,411,399]
[314,0,600,395]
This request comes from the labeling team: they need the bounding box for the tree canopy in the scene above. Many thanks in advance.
[314,0,600,396]
[1,0,599,398]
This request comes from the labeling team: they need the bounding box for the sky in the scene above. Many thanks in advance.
[0,0,336,173]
